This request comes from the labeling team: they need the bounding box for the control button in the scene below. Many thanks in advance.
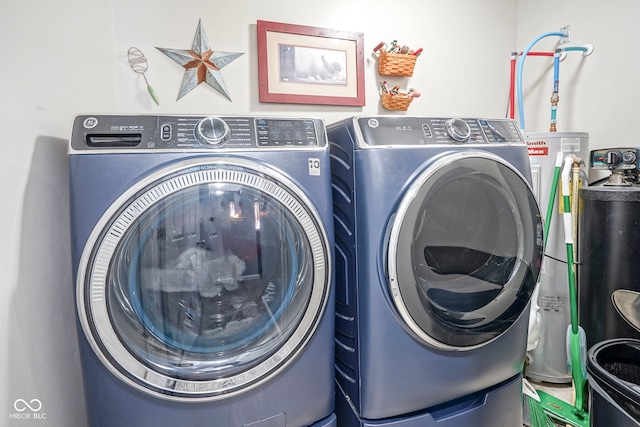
[622,151,637,164]
[160,124,172,141]
[445,118,472,142]
[195,117,230,147]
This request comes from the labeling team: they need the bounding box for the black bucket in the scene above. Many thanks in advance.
[587,339,640,426]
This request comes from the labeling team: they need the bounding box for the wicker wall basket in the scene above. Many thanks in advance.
[381,92,413,111]
[377,51,418,77]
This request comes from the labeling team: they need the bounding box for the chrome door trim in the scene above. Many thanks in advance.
[386,151,536,351]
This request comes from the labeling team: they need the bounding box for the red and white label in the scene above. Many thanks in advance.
[527,140,548,156]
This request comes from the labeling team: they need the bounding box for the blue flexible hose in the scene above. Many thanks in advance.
[561,46,589,53]
[550,50,560,129]
[516,31,566,130]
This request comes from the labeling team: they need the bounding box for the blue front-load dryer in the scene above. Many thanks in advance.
[328,116,543,427]
[69,115,336,427]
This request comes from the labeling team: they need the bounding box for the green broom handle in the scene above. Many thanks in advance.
[561,155,586,412]
[561,156,579,333]
[544,152,565,245]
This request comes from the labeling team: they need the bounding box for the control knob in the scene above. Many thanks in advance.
[195,117,230,147]
[445,118,472,142]
[605,150,622,169]
[622,150,637,165]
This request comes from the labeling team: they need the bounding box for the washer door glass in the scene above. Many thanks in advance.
[387,152,543,350]
[78,160,330,400]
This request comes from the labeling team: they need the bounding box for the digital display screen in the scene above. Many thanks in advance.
[255,119,317,147]
[268,120,305,140]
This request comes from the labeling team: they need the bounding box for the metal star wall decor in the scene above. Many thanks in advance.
[156,19,244,101]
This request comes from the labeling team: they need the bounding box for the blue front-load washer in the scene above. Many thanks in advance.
[69,115,335,427]
[328,116,543,427]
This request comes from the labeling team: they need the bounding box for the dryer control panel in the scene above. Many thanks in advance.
[70,115,326,151]
[355,116,524,147]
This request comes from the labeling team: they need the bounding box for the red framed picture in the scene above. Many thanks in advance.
[257,20,365,106]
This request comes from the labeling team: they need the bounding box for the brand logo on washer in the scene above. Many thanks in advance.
[367,118,379,128]
[83,117,98,129]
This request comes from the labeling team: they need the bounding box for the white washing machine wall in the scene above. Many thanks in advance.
[69,115,336,427]
[328,116,544,426]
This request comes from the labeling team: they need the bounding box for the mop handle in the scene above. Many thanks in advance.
[561,155,588,413]
[544,152,565,244]
[560,156,574,244]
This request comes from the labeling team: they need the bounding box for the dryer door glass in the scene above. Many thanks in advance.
[78,161,330,400]
[388,152,543,349]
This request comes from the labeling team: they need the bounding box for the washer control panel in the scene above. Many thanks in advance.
[71,115,325,151]
[356,116,524,146]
